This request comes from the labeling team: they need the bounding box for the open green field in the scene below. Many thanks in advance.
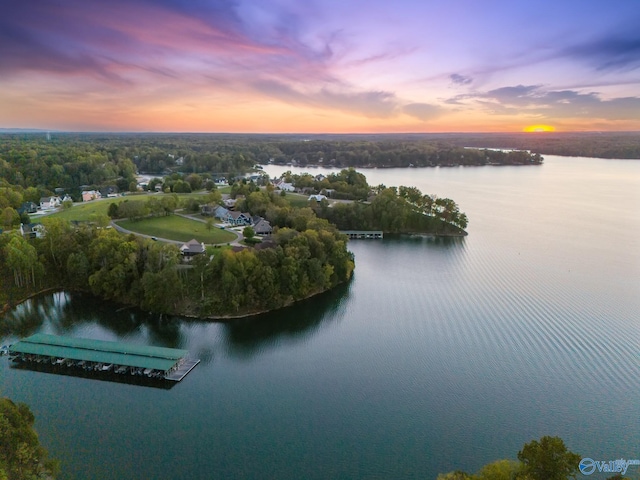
[48,193,209,222]
[283,192,311,208]
[117,215,237,244]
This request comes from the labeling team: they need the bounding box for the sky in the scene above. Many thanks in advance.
[2,0,640,133]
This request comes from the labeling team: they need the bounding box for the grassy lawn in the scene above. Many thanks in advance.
[117,215,237,244]
[48,193,209,222]
[283,192,310,208]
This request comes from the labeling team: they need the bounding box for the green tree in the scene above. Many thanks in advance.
[475,459,522,480]
[0,398,59,480]
[517,436,580,480]
[1,207,19,229]
[3,234,43,287]
[243,226,255,240]
[436,472,471,480]
[107,202,119,219]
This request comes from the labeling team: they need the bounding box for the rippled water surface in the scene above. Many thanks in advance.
[1,156,639,479]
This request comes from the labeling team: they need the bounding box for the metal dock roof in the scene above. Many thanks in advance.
[9,334,189,372]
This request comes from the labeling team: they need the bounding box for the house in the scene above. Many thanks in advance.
[273,179,295,192]
[61,194,73,203]
[225,211,252,226]
[213,205,230,219]
[223,198,237,209]
[252,217,273,235]
[201,204,216,216]
[180,239,205,256]
[308,194,327,202]
[39,196,61,210]
[20,223,45,239]
[18,202,38,214]
[322,188,336,198]
[315,174,327,182]
[82,190,101,202]
[100,186,119,198]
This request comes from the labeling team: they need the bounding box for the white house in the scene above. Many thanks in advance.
[39,196,61,210]
[278,182,295,192]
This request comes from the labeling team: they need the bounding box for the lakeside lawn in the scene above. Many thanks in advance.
[48,193,209,222]
[117,215,237,244]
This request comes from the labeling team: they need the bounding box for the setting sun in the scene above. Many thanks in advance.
[523,124,556,132]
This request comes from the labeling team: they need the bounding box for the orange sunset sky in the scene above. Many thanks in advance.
[2,0,640,133]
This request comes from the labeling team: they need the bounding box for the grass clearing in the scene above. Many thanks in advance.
[283,192,310,208]
[117,215,237,244]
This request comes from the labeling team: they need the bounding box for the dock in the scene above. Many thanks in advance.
[340,230,383,240]
[8,333,199,383]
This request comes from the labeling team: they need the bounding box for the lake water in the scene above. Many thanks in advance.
[1,156,639,479]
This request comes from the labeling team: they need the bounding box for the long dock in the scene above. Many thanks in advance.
[8,333,199,382]
[340,230,383,239]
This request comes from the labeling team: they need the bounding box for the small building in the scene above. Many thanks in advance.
[180,239,205,256]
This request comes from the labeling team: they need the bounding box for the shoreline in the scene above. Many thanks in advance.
[1,283,346,323]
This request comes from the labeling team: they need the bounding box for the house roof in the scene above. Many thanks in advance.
[181,239,205,254]
[228,211,250,220]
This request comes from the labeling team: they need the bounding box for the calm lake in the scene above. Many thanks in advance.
[1,155,640,479]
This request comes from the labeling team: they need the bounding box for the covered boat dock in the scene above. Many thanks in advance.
[8,333,199,382]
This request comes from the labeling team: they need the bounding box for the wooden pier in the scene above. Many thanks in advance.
[165,359,201,382]
[340,230,383,240]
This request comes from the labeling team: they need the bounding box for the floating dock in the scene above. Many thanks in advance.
[8,333,199,382]
[340,230,383,239]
